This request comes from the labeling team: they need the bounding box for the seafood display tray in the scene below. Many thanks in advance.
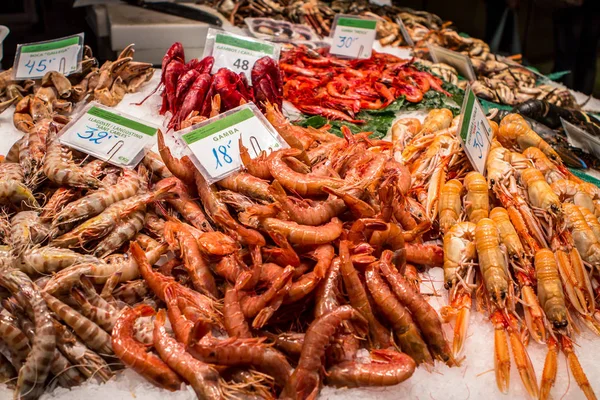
[2,71,600,400]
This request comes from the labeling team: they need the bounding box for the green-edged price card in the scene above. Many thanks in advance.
[330,15,377,59]
[14,33,84,80]
[59,103,158,168]
[181,103,288,184]
[457,85,493,174]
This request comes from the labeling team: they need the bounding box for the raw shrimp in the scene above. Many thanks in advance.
[268,148,345,197]
[218,172,273,201]
[269,181,345,226]
[52,321,113,382]
[563,203,600,265]
[224,285,252,338]
[464,171,489,223]
[43,243,168,294]
[260,217,342,245]
[188,335,293,387]
[521,168,562,217]
[92,209,146,257]
[0,270,56,400]
[50,184,172,248]
[143,150,173,179]
[112,305,183,390]
[443,222,477,289]
[326,349,416,387]
[53,168,140,227]
[43,130,101,189]
[378,251,454,364]
[9,211,48,256]
[439,179,463,234]
[41,292,113,355]
[283,306,368,399]
[498,114,561,162]
[154,177,212,232]
[365,263,432,364]
[475,218,509,305]
[21,246,101,275]
[153,309,222,399]
[0,313,30,368]
[339,240,391,348]
[535,249,567,329]
[314,258,342,318]
[551,179,595,214]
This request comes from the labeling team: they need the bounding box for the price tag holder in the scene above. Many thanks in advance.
[204,29,280,79]
[457,85,493,174]
[59,103,158,168]
[395,18,415,47]
[330,15,377,59]
[13,33,84,80]
[180,103,288,184]
[428,44,476,81]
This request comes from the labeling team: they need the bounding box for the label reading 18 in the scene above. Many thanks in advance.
[457,86,493,174]
[14,34,83,80]
[208,31,276,78]
[59,104,158,168]
[182,104,287,183]
[330,16,377,59]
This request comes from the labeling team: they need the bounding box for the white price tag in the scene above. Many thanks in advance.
[181,103,288,184]
[330,15,377,59]
[13,33,84,80]
[396,18,415,47]
[59,103,158,168]
[457,86,493,174]
[428,44,476,81]
[205,29,279,79]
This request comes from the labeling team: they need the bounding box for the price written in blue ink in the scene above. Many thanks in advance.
[24,57,67,75]
[213,139,233,169]
[77,125,116,145]
[336,36,359,48]
[471,122,485,159]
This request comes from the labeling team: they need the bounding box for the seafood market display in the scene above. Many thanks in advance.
[395,108,599,400]
[281,46,450,122]
[1,0,600,394]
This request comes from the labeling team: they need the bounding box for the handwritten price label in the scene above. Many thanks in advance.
[457,86,493,174]
[59,104,158,168]
[14,34,84,80]
[330,15,377,59]
[181,103,288,184]
[205,29,279,79]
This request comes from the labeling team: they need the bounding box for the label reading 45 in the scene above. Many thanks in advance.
[14,33,84,80]
[330,15,377,59]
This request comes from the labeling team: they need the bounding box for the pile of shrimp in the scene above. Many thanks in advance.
[395,108,600,400]
[0,96,458,398]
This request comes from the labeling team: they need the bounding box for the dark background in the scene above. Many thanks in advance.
[1,0,598,95]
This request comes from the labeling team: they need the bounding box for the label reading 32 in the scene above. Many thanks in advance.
[59,104,158,168]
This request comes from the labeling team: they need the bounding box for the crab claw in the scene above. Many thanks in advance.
[521,286,546,344]
[540,338,558,400]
